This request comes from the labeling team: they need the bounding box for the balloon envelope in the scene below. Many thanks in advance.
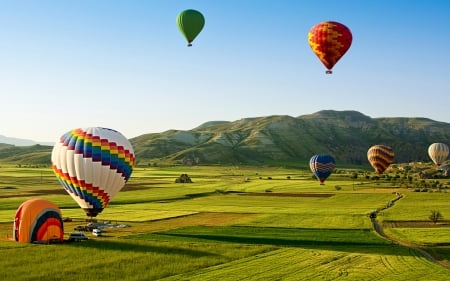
[367,145,394,174]
[428,143,449,167]
[310,154,336,184]
[176,9,205,46]
[308,21,352,73]
[51,127,135,217]
[13,198,64,243]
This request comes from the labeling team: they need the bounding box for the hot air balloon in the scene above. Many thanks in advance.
[428,143,449,167]
[367,145,394,174]
[176,9,205,47]
[51,127,135,217]
[13,198,64,243]
[310,154,336,184]
[308,21,352,74]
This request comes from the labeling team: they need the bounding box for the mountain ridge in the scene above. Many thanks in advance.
[1,110,449,166]
[0,134,54,146]
[131,110,450,166]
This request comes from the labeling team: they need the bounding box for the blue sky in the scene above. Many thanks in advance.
[0,0,449,143]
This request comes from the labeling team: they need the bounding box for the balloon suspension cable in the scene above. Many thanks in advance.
[325,70,333,74]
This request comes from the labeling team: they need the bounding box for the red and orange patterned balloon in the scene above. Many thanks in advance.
[308,21,352,74]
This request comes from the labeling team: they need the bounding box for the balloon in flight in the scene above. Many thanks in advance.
[428,143,449,167]
[367,145,394,174]
[51,127,135,217]
[308,21,352,74]
[176,9,205,46]
[309,154,336,184]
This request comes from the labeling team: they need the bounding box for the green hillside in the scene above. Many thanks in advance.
[131,110,450,166]
[0,144,52,164]
[1,110,449,166]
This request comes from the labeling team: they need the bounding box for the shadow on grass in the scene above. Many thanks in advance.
[139,225,414,257]
[64,239,220,258]
[429,247,450,262]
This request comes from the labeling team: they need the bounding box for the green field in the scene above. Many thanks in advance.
[0,164,449,280]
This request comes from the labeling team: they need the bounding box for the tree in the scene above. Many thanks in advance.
[429,210,443,224]
[350,172,358,190]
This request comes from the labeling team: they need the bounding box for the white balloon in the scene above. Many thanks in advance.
[51,127,135,217]
[428,143,449,167]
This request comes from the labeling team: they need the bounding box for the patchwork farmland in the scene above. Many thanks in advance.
[0,164,449,280]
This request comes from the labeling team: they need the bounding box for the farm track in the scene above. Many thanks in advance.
[371,195,450,270]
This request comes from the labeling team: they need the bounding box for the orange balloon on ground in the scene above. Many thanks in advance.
[13,198,64,243]
[308,21,352,74]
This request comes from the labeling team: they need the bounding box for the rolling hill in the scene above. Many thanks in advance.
[131,110,450,166]
[1,110,449,166]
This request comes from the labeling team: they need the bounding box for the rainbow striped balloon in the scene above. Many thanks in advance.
[310,154,336,184]
[367,145,394,174]
[51,127,135,217]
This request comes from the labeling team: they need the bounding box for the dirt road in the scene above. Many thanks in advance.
[370,194,450,270]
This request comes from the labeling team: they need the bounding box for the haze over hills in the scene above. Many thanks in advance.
[0,135,54,146]
[1,110,449,166]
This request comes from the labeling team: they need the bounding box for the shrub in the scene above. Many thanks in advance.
[429,210,444,224]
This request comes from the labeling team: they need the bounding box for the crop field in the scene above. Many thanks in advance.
[0,164,449,280]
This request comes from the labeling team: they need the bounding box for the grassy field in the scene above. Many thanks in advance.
[0,164,449,280]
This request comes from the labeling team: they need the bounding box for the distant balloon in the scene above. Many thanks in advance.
[51,127,135,217]
[176,9,205,47]
[13,198,64,243]
[310,154,336,184]
[367,145,394,174]
[308,21,352,74]
[428,143,449,167]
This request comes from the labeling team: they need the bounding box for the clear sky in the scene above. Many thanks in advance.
[1,0,449,143]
